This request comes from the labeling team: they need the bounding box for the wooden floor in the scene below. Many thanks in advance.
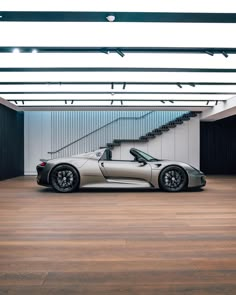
[0,176,236,294]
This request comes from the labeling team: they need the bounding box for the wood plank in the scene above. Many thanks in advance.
[0,175,236,294]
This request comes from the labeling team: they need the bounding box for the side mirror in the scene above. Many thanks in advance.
[137,157,147,165]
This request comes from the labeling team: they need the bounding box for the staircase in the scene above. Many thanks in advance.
[102,112,199,149]
[49,111,190,157]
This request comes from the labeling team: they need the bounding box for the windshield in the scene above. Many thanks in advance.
[130,148,159,162]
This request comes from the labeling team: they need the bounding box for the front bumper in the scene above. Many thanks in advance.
[188,172,206,188]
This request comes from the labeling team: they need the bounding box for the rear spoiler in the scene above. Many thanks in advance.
[40,159,49,162]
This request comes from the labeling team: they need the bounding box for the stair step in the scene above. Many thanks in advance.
[145,133,156,138]
[174,119,183,125]
[159,125,170,131]
[188,112,198,117]
[105,113,196,149]
[167,122,176,128]
[152,129,163,135]
[181,116,191,121]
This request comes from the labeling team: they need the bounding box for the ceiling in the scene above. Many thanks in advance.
[1,0,236,110]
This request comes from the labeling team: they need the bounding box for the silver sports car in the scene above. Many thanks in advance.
[37,148,206,193]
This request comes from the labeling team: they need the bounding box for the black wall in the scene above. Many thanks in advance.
[0,104,24,180]
[200,115,236,174]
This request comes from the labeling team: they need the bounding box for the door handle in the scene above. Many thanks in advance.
[101,162,104,167]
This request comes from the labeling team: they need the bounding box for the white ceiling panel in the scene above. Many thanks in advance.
[1,0,236,13]
[0,84,236,93]
[0,72,236,83]
[0,22,236,47]
[0,53,235,69]
[1,94,231,101]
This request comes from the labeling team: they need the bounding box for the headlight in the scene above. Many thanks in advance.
[189,165,200,173]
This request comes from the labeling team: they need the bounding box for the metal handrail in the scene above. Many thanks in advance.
[48,111,154,155]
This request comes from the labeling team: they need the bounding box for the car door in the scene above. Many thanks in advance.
[99,160,152,183]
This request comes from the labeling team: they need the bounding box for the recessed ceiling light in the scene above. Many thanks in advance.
[106,15,115,22]
[12,48,20,53]
[32,49,38,54]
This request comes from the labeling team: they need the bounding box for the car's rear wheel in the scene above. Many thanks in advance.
[50,164,79,193]
[159,165,187,192]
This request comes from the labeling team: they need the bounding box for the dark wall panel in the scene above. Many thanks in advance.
[0,104,24,180]
[200,115,236,174]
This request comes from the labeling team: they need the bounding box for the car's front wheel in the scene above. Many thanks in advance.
[50,164,79,193]
[159,165,187,192]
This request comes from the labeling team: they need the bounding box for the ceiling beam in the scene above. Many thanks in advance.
[0,46,235,54]
[0,12,236,23]
[1,67,236,73]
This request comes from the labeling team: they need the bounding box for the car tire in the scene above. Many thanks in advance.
[50,164,80,193]
[159,165,187,192]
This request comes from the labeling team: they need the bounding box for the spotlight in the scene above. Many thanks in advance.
[106,15,115,22]
[161,101,165,104]
[71,100,74,105]
[177,83,182,88]
[22,100,24,105]
[100,48,110,55]
[0,16,3,19]
[12,48,20,54]
[189,83,195,87]
[111,83,114,90]
[215,100,218,105]
[206,101,209,105]
[65,100,67,104]
[205,50,214,56]
[169,100,174,103]
[116,49,125,58]
[121,100,123,105]
[111,100,114,105]
[14,101,18,104]
[123,83,126,90]
[222,51,228,58]
[32,49,38,54]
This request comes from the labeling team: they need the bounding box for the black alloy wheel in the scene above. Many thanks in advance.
[159,165,187,192]
[50,164,79,193]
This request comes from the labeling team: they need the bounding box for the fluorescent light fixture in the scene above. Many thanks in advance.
[2,23,236,47]
[2,0,236,13]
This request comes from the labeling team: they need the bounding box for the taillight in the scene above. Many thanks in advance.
[40,162,47,167]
